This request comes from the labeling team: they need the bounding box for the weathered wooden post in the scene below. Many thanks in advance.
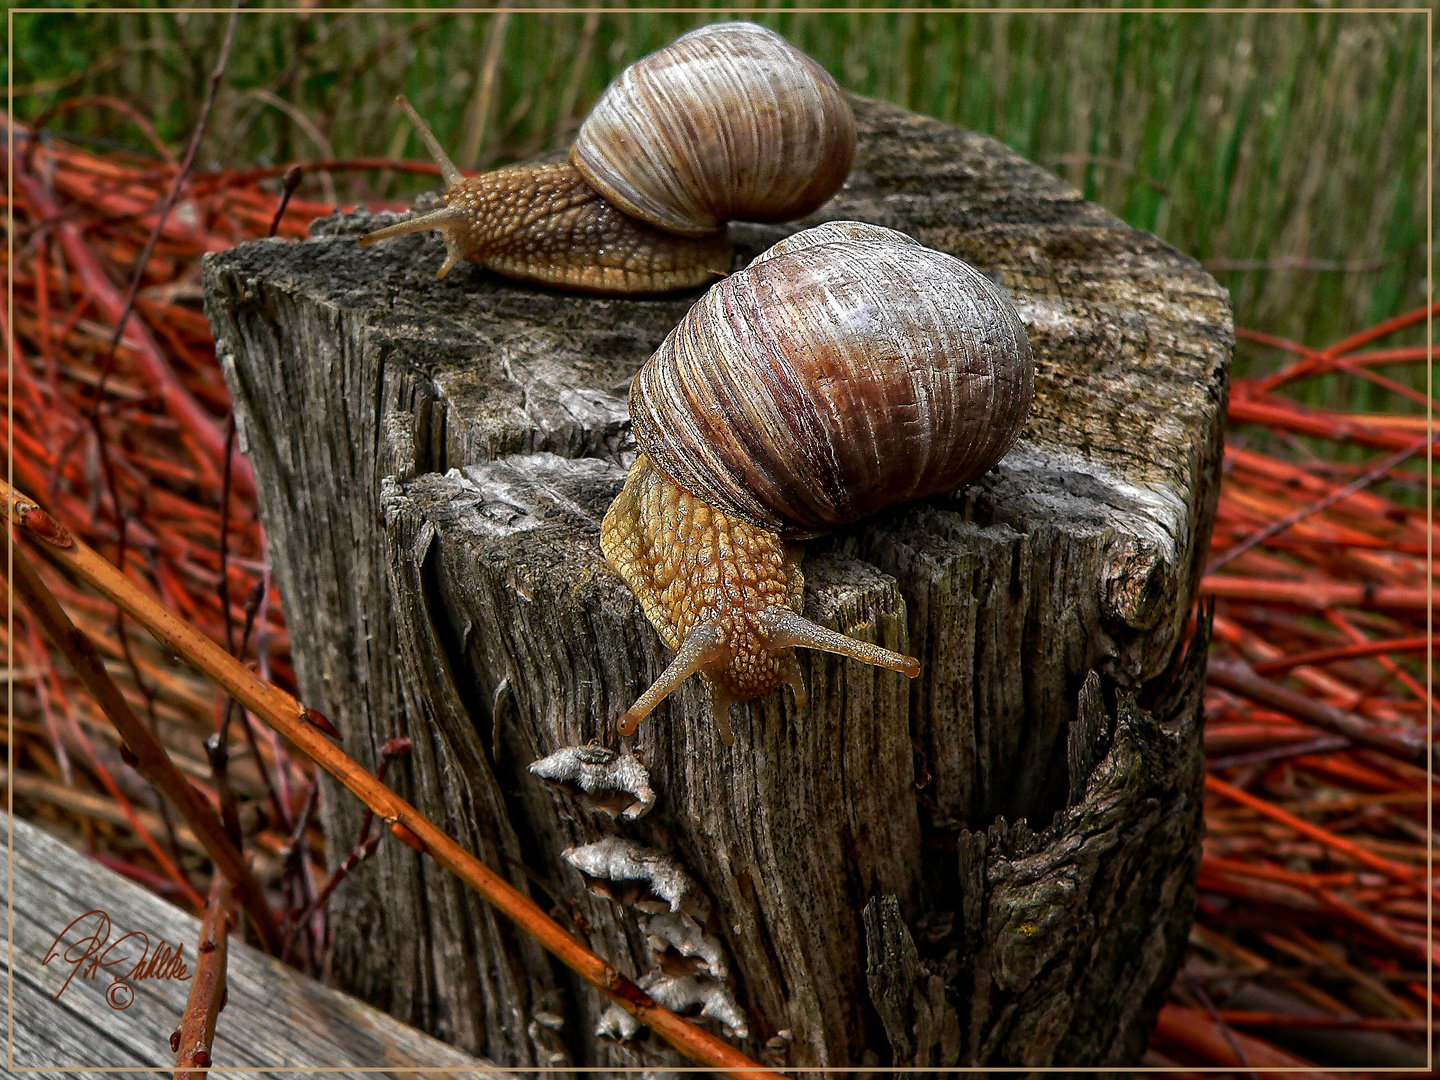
[204,96,1230,1069]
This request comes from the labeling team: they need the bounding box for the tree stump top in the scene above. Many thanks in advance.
[205,94,1230,1069]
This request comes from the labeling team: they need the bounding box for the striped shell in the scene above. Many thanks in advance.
[571,21,856,237]
[629,222,1034,535]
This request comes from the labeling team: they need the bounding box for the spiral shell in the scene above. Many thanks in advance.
[628,222,1034,535]
[571,21,856,237]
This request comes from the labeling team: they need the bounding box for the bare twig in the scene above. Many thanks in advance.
[20,4,247,702]
[172,873,232,1079]
[217,416,238,655]
[281,778,322,972]
[2,532,281,952]
[1206,774,1432,891]
[93,0,243,410]
[554,9,602,144]
[4,478,782,1079]
[15,168,252,491]
[459,5,514,169]
[282,736,412,961]
[1181,971,1257,1080]
[3,770,205,858]
[210,416,249,847]
[204,732,244,850]
[283,832,378,963]
[266,164,304,238]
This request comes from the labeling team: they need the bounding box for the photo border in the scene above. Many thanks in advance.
[5,6,1434,1077]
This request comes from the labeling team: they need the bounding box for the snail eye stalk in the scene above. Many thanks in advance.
[617,620,726,738]
[357,205,468,256]
[752,606,921,679]
[394,93,463,190]
[615,605,919,746]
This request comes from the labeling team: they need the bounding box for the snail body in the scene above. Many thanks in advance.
[601,222,1035,745]
[359,22,855,295]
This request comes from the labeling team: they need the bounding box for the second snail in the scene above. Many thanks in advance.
[359,21,857,295]
[602,222,1035,746]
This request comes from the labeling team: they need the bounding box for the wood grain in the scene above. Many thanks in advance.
[203,94,1229,1068]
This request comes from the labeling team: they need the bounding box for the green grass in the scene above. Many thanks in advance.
[9,4,1431,415]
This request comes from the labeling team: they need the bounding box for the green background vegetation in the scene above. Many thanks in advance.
[10,4,1431,417]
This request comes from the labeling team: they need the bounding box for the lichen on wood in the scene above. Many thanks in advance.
[529,744,655,819]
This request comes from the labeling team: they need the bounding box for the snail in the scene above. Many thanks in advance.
[601,221,1035,746]
[359,21,856,295]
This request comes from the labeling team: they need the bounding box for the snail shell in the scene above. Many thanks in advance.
[629,221,1035,534]
[360,21,856,295]
[572,21,856,236]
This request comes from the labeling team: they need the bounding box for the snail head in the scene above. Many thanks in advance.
[600,455,919,747]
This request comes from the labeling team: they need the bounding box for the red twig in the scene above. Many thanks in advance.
[1206,658,1427,765]
[266,165,305,239]
[1201,576,1428,612]
[1206,775,1432,891]
[1250,635,1429,675]
[1208,434,1437,572]
[15,171,253,495]
[172,873,232,1079]
[282,736,413,960]
[1153,1004,1335,1074]
[92,1,242,412]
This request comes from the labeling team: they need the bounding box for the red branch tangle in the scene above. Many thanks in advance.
[4,117,1432,1072]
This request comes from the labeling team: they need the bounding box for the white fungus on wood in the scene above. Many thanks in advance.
[644,912,728,980]
[528,744,655,819]
[526,1009,569,1068]
[562,837,707,917]
[596,973,749,1041]
[594,1002,642,1042]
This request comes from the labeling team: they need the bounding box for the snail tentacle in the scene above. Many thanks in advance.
[780,655,808,712]
[708,686,736,748]
[751,606,921,680]
[617,619,726,738]
[357,204,467,247]
[394,94,463,190]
